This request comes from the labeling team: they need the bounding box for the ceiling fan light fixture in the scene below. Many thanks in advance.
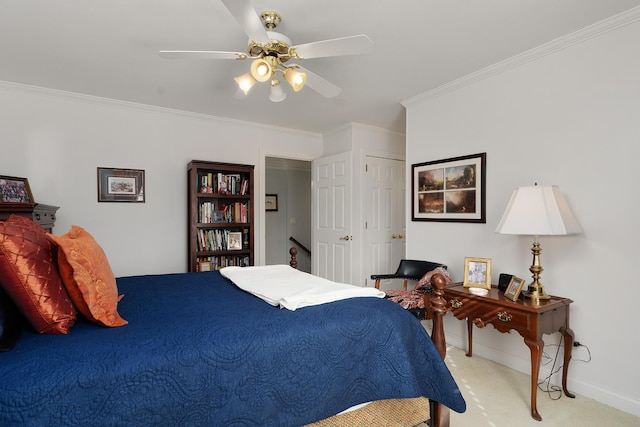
[234,72,257,95]
[250,58,273,82]
[269,78,287,102]
[284,68,307,92]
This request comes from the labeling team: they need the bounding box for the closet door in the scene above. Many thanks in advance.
[364,156,406,290]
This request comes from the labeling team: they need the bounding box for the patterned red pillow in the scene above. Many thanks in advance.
[48,225,127,327]
[0,215,75,334]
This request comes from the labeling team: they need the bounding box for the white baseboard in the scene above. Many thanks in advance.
[443,330,640,418]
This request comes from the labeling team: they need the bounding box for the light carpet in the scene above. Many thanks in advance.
[305,397,430,427]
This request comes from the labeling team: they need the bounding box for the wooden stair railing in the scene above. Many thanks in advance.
[288,237,310,270]
[289,236,311,256]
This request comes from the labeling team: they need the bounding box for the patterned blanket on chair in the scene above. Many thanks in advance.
[385,267,453,316]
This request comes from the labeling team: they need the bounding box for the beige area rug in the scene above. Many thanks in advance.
[305,397,430,427]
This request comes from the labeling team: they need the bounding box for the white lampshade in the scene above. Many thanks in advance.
[496,185,582,236]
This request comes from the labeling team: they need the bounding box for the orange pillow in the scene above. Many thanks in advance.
[0,215,75,334]
[48,225,127,327]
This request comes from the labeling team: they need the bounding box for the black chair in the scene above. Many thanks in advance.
[371,259,447,290]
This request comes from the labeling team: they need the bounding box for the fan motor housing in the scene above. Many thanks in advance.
[248,31,292,62]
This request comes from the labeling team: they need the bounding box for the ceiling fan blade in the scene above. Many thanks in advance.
[297,66,341,98]
[292,35,373,59]
[159,50,246,60]
[220,0,270,44]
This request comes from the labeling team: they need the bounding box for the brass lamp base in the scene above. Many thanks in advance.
[524,240,551,304]
[523,284,551,303]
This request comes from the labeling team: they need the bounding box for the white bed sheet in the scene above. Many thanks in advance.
[220,265,385,310]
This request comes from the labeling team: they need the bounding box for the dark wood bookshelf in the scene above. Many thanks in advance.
[187,160,254,271]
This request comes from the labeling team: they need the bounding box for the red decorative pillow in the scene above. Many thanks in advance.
[0,215,75,334]
[48,225,127,327]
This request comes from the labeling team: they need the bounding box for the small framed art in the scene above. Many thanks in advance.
[0,176,34,204]
[227,231,242,250]
[411,152,486,223]
[97,168,145,202]
[463,257,492,289]
[504,276,526,301]
[265,194,278,211]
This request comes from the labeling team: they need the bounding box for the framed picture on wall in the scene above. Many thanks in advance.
[97,168,145,202]
[411,153,486,222]
[265,194,278,211]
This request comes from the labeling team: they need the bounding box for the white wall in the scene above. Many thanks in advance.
[404,12,640,416]
[0,83,322,277]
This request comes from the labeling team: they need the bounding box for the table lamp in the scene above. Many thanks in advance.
[495,184,581,303]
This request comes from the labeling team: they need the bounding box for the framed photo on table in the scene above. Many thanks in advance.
[463,257,492,289]
[0,176,34,204]
[504,276,526,301]
[411,153,486,223]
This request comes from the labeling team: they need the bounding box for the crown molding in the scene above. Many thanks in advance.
[0,80,321,139]
[403,6,640,107]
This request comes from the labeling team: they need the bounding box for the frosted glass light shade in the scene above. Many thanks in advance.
[284,69,306,92]
[269,79,286,102]
[234,72,257,95]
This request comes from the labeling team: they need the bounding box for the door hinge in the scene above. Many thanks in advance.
[365,221,368,229]
[365,164,368,172]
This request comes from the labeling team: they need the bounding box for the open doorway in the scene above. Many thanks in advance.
[265,157,312,273]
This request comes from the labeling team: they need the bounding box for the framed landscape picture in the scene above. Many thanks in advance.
[411,153,486,222]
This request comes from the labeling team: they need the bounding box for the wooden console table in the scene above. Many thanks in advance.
[441,284,574,421]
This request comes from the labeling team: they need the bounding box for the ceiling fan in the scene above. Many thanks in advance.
[159,0,373,102]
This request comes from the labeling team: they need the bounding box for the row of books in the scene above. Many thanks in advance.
[199,172,249,195]
[199,201,249,223]
[197,255,251,270]
[197,228,249,252]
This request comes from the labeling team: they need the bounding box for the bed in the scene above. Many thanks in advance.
[0,216,464,427]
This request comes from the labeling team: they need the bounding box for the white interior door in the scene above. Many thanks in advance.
[312,152,352,283]
[364,156,406,289]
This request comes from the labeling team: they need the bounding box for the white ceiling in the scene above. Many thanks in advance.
[2,0,639,134]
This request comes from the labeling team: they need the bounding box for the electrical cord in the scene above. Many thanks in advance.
[537,336,592,400]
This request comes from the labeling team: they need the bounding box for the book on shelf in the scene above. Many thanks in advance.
[242,228,249,249]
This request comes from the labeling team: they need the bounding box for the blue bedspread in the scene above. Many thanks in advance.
[0,271,465,426]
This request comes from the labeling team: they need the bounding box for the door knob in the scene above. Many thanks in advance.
[392,234,398,239]
[339,235,351,240]
[399,234,405,239]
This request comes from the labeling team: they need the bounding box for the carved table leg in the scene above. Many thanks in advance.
[524,338,544,421]
[561,327,576,398]
[466,317,473,357]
